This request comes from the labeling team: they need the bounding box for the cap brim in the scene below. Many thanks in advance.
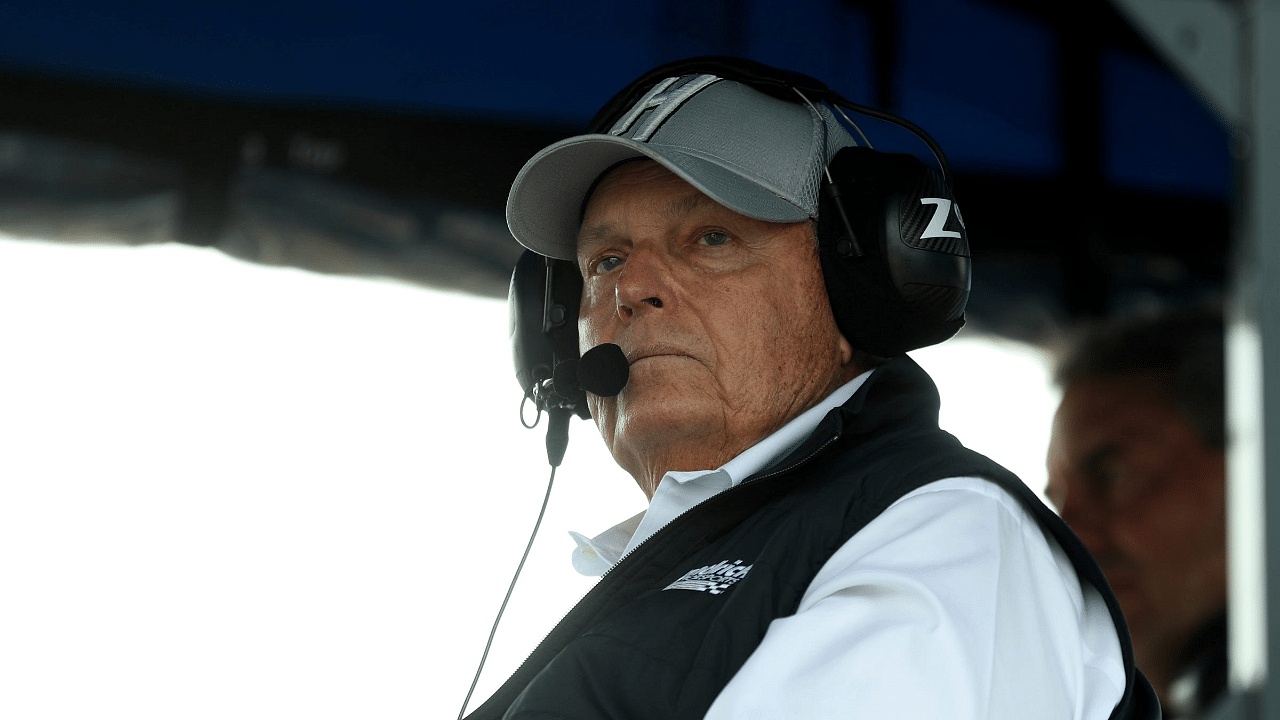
[506,134,809,262]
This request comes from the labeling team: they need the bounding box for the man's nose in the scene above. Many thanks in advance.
[615,248,673,321]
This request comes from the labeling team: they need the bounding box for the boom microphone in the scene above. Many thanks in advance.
[542,343,628,468]
[576,343,629,397]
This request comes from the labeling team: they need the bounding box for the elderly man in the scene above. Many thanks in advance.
[1047,308,1226,717]
[472,58,1156,720]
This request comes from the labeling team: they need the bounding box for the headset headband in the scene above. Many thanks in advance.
[586,55,952,183]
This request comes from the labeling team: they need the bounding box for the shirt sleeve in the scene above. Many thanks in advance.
[703,477,1126,720]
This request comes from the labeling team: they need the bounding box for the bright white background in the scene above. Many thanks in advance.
[0,234,1059,719]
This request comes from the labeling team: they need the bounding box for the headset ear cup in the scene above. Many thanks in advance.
[818,147,970,357]
[544,256,592,420]
[510,250,555,395]
[509,251,591,419]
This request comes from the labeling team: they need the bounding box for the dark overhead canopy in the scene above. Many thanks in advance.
[0,0,1232,341]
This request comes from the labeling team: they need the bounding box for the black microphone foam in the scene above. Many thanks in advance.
[576,343,629,397]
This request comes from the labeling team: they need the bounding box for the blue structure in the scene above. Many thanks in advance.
[0,0,1234,337]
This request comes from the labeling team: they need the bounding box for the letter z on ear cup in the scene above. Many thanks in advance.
[817,147,971,357]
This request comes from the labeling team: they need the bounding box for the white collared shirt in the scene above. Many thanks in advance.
[571,370,870,574]
[567,369,1126,719]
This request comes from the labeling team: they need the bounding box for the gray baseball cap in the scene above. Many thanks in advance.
[505,73,857,261]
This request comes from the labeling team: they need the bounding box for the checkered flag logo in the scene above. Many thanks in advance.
[663,559,754,595]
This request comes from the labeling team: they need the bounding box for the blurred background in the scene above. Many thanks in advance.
[0,0,1237,718]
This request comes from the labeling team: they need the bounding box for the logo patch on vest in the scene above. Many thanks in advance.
[663,559,753,595]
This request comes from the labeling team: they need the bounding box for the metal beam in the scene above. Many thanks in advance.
[1223,0,1280,717]
[1110,0,1242,125]
[1111,0,1278,717]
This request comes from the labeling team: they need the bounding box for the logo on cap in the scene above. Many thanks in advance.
[609,74,721,143]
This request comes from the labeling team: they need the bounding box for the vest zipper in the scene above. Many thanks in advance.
[604,429,842,574]
[482,430,844,715]
[594,430,841,588]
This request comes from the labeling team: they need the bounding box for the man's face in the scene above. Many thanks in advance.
[1046,376,1226,683]
[576,160,854,497]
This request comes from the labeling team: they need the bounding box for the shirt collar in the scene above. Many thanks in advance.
[569,368,874,575]
[720,371,868,485]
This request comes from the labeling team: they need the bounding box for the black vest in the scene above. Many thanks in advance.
[467,357,1160,720]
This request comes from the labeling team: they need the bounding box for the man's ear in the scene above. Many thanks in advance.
[838,332,854,367]
[842,335,887,380]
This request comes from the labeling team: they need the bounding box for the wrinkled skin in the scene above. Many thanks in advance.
[1046,376,1227,704]
[576,161,860,498]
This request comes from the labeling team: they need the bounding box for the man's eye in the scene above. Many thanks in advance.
[699,231,730,247]
[1090,457,1143,505]
[594,256,624,274]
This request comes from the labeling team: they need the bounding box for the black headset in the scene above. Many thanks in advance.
[509,56,971,429]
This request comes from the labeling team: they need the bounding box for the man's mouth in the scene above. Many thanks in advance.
[626,344,693,365]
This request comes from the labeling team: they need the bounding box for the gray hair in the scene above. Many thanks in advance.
[1053,306,1225,451]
